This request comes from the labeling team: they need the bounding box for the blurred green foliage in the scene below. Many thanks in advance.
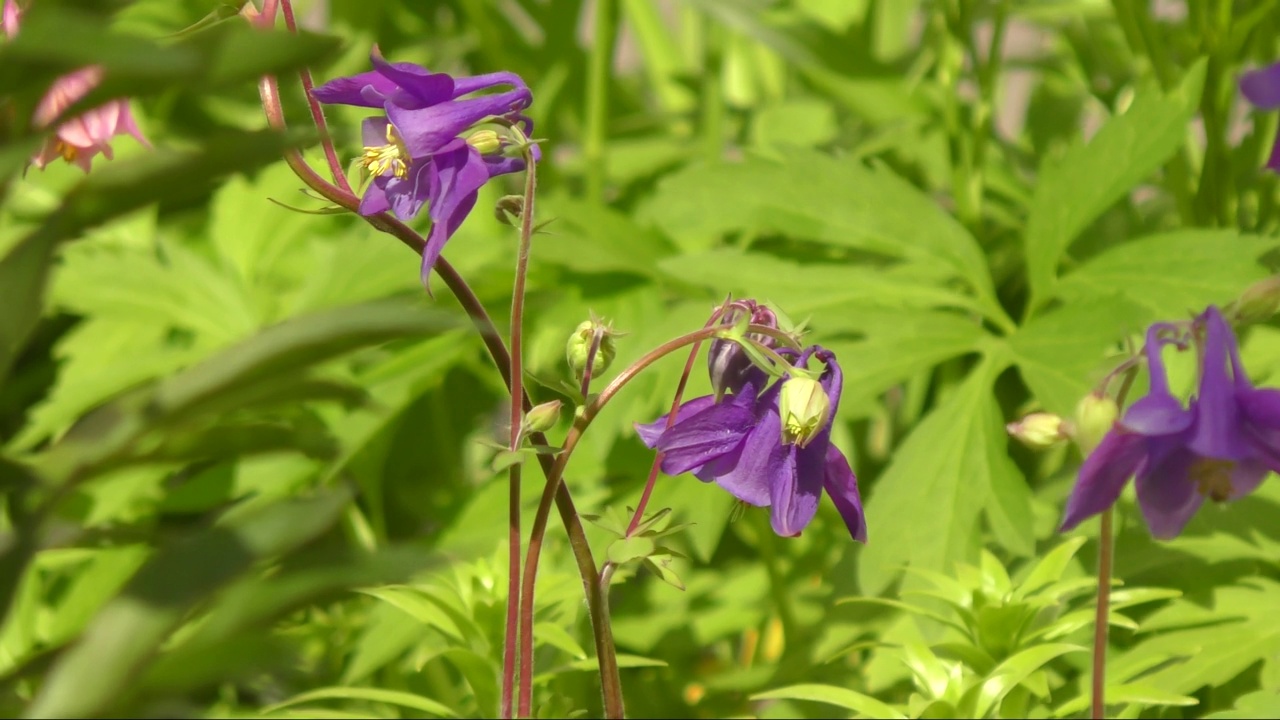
[1,0,1280,718]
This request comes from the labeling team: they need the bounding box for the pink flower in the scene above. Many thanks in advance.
[4,0,150,172]
[29,67,150,172]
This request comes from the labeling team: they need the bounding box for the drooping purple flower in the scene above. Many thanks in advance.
[706,299,779,399]
[1061,306,1280,539]
[1241,61,1280,172]
[636,345,867,542]
[312,50,537,285]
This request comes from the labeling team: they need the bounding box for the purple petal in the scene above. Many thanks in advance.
[634,395,718,448]
[1239,387,1280,428]
[705,396,781,507]
[369,51,455,109]
[483,155,527,178]
[822,444,866,543]
[361,116,389,147]
[1227,459,1269,501]
[769,443,822,537]
[452,71,531,101]
[653,398,756,476]
[1120,391,1192,435]
[1059,430,1146,532]
[420,145,489,285]
[1189,307,1251,460]
[357,176,392,216]
[385,157,433,221]
[312,70,398,108]
[1134,442,1204,540]
[1241,62,1280,110]
[389,91,535,158]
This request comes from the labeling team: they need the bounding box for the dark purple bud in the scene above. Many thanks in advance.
[708,300,778,398]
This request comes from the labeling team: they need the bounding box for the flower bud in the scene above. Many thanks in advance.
[522,400,562,435]
[1006,412,1066,449]
[466,129,503,155]
[1228,275,1280,325]
[708,300,778,398]
[1074,392,1119,455]
[779,376,831,448]
[566,317,619,382]
[494,195,523,225]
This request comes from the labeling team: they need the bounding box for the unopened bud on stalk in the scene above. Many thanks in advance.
[522,400,562,435]
[1228,275,1280,325]
[567,317,619,382]
[779,376,831,448]
[466,129,503,155]
[1074,392,1119,455]
[494,195,523,225]
[708,300,778,398]
[1006,412,1067,449]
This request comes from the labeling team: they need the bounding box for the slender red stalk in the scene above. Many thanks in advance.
[1092,508,1113,720]
[279,0,353,192]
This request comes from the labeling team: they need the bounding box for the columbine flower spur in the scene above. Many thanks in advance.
[312,50,538,285]
[1241,61,1280,172]
[1061,306,1280,539]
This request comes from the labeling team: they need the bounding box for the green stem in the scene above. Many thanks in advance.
[1092,508,1113,720]
[512,149,538,719]
[584,0,617,201]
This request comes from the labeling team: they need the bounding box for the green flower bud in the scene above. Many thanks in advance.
[494,194,524,225]
[1074,392,1119,455]
[566,317,619,382]
[1006,412,1066,449]
[522,400,562,435]
[466,129,503,155]
[779,376,831,448]
[1228,274,1280,325]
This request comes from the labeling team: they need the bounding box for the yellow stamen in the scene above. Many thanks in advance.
[360,124,409,179]
[1191,458,1235,502]
[56,141,78,163]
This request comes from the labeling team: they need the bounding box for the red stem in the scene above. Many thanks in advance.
[279,0,353,192]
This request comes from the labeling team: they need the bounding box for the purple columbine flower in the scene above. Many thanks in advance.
[1241,62,1280,172]
[312,50,537,284]
[636,345,867,542]
[1061,306,1280,539]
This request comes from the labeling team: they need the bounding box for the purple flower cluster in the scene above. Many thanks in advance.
[1061,306,1280,539]
[636,314,866,542]
[313,51,537,284]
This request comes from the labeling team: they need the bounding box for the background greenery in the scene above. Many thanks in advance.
[1,0,1279,717]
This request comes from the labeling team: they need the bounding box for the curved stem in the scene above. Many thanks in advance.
[259,62,604,718]
[279,0,353,193]
[517,321,776,717]
[512,151,538,719]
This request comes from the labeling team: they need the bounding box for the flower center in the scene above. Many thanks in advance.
[55,140,78,163]
[361,124,409,179]
[1190,458,1235,502]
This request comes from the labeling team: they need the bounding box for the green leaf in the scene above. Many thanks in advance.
[1013,537,1088,601]
[639,151,1006,325]
[822,310,992,415]
[262,687,457,718]
[0,130,307,386]
[1024,61,1206,312]
[961,643,1086,718]
[857,354,1015,595]
[25,488,352,717]
[657,249,986,316]
[751,683,908,719]
[1055,683,1199,717]
[1054,230,1278,316]
[1203,690,1280,719]
[1009,294,1150,416]
[606,535,656,565]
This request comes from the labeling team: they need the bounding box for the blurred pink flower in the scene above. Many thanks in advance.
[4,0,150,172]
